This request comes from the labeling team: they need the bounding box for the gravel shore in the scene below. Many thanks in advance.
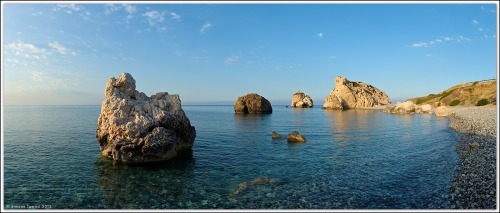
[448,106,497,209]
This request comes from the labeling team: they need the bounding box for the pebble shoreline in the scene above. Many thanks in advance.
[448,106,497,209]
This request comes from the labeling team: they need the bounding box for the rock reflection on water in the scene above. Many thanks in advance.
[94,151,200,209]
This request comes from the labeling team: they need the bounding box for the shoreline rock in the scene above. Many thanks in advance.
[96,73,196,164]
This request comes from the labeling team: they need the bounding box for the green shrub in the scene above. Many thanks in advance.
[476,99,490,106]
[439,89,455,100]
[449,100,460,106]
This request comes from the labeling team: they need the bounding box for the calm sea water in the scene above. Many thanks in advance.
[3,105,458,209]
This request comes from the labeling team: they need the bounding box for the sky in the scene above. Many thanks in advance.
[1,1,498,105]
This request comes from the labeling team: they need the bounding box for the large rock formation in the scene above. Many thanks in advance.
[323,76,391,109]
[234,93,273,114]
[96,73,196,164]
[291,90,313,108]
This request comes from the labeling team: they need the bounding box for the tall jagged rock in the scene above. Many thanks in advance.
[323,76,391,109]
[291,90,313,108]
[96,73,196,163]
[234,93,273,114]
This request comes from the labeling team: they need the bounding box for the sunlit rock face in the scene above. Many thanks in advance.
[96,73,196,163]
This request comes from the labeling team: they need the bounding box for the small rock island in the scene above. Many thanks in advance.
[96,73,196,164]
[291,90,313,108]
[234,93,273,114]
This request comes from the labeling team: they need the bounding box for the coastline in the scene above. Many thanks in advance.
[448,106,497,209]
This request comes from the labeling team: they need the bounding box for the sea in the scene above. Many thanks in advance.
[2,105,459,209]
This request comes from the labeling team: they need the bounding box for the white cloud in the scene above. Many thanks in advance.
[328,56,336,60]
[122,4,137,14]
[143,10,165,26]
[6,41,48,58]
[104,4,121,15]
[317,32,323,38]
[224,55,239,65]
[55,4,83,14]
[471,19,479,25]
[410,36,470,48]
[200,22,212,33]
[170,12,181,21]
[49,41,68,54]
[31,71,48,82]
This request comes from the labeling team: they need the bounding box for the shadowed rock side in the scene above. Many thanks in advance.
[323,76,391,109]
[234,93,273,114]
[96,73,196,164]
[291,90,313,108]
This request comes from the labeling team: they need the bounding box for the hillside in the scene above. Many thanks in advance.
[406,79,497,107]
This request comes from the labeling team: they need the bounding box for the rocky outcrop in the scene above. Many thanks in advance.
[287,131,306,142]
[323,76,391,109]
[291,90,313,108]
[234,93,273,114]
[435,106,452,117]
[96,73,196,164]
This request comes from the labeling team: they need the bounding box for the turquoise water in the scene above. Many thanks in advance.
[3,105,458,209]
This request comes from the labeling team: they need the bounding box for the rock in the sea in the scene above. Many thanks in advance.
[323,76,391,109]
[287,131,306,142]
[272,131,282,139]
[96,73,196,164]
[234,93,273,114]
[435,106,452,117]
[291,90,313,108]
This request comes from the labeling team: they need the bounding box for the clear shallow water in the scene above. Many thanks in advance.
[3,105,458,209]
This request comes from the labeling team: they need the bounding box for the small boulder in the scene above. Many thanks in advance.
[287,131,306,142]
[435,106,452,117]
[272,131,282,139]
[291,90,313,108]
[234,93,273,114]
[469,142,480,149]
[416,104,432,114]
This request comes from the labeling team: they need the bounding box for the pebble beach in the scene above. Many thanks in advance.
[448,106,497,209]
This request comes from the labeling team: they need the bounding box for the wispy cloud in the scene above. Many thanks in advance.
[49,41,68,55]
[410,36,470,48]
[105,4,137,15]
[31,71,49,82]
[471,19,479,25]
[317,32,323,38]
[200,22,212,33]
[170,12,181,21]
[122,4,137,14]
[54,4,83,14]
[224,55,239,65]
[6,41,48,59]
[143,10,165,26]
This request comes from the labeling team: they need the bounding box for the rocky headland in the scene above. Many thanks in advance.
[448,106,497,209]
[96,73,196,164]
[234,93,273,114]
[291,90,313,108]
[323,76,391,110]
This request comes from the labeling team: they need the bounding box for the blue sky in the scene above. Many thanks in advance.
[2,2,498,105]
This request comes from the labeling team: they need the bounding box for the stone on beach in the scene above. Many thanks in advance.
[323,76,391,109]
[234,93,273,114]
[287,131,306,142]
[96,73,196,164]
[435,106,452,117]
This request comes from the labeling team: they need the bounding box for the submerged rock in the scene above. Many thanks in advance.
[287,131,306,142]
[234,93,273,114]
[323,76,391,109]
[291,90,313,108]
[96,73,196,163]
[271,131,282,139]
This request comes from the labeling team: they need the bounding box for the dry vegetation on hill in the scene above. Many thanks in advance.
[407,79,497,107]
